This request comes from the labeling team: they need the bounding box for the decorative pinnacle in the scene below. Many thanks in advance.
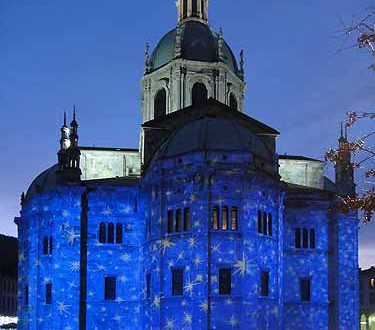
[144,43,150,74]
[240,49,245,76]
[218,28,225,61]
[73,105,76,121]
[63,111,67,127]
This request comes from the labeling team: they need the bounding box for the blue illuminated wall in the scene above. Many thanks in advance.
[16,130,359,329]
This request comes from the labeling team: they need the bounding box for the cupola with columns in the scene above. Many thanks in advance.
[141,0,246,130]
[177,0,209,25]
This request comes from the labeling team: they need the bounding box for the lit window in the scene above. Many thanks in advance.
[261,271,269,297]
[104,277,116,301]
[300,278,311,302]
[168,210,174,234]
[46,283,52,304]
[370,278,375,289]
[172,268,183,296]
[212,206,219,230]
[107,223,115,244]
[222,206,229,230]
[219,268,232,295]
[231,207,238,230]
[184,208,190,232]
[116,223,123,244]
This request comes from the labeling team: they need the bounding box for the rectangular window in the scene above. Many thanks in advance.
[172,268,183,296]
[46,283,52,304]
[295,229,301,249]
[184,208,190,231]
[370,292,375,306]
[49,237,53,255]
[43,236,49,255]
[168,210,174,234]
[302,229,309,249]
[261,271,269,297]
[268,214,273,236]
[104,277,116,301]
[262,212,268,235]
[231,207,238,230]
[222,207,229,230]
[370,278,375,289]
[25,285,29,306]
[212,206,219,230]
[309,229,316,249]
[219,268,232,295]
[257,210,262,234]
[175,209,182,232]
[300,278,311,302]
[146,273,151,299]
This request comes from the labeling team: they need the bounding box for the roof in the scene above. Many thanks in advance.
[81,146,139,153]
[83,177,140,187]
[150,21,239,74]
[143,98,279,136]
[284,182,335,197]
[0,235,18,277]
[152,116,274,161]
[25,164,60,201]
[279,155,324,163]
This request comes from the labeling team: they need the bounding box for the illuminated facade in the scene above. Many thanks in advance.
[16,1,359,329]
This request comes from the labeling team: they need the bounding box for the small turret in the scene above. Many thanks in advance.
[58,112,70,172]
[57,106,81,183]
[335,124,355,197]
[218,28,225,61]
[239,50,245,80]
[144,43,151,74]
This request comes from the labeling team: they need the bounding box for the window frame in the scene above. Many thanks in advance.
[260,270,270,297]
[172,268,184,296]
[104,276,117,301]
[300,278,311,302]
[219,268,232,295]
[45,283,52,305]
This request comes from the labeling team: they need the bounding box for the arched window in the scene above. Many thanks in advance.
[99,222,106,243]
[183,0,188,19]
[192,83,208,106]
[212,206,219,230]
[108,222,115,243]
[184,208,190,231]
[43,236,49,255]
[116,224,123,244]
[154,89,167,119]
[231,207,238,230]
[192,0,198,16]
[176,209,182,232]
[229,93,238,110]
[222,206,229,230]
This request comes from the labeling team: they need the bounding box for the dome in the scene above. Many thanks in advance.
[25,164,60,201]
[150,21,239,73]
[153,117,273,161]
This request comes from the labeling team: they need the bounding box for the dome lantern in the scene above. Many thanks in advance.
[177,0,209,25]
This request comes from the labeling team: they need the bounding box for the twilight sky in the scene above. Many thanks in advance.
[1,0,374,268]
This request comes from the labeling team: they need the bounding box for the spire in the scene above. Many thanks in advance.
[70,105,79,148]
[239,49,245,80]
[218,28,225,61]
[335,124,355,197]
[144,43,151,74]
[177,0,209,25]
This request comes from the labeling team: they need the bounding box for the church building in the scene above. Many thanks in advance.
[16,1,359,329]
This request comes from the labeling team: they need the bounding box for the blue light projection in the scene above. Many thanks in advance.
[16,122,359,329]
